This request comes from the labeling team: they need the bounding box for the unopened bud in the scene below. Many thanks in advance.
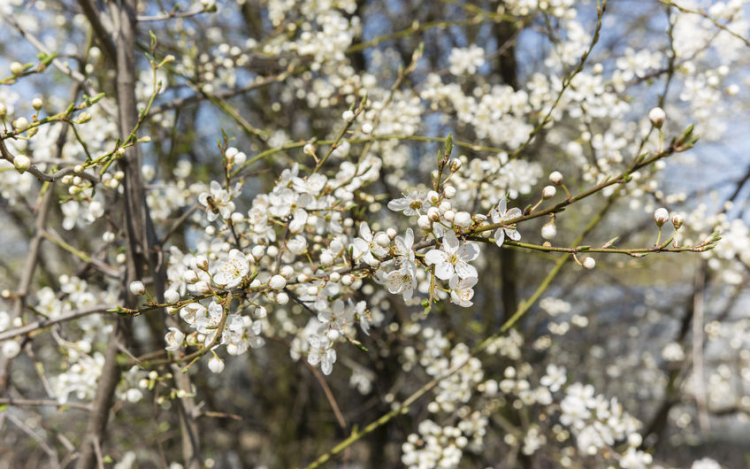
[549,171,563,185]
[653,207,669,227]
[0,104,6,119]
[31,98,43,111]
[427,206,441,222]
[443,185,456,199]
[269,274,287,290]
[129,280,146,296]
[542,185,557,200]
[183,270,199,284]
[9,62,24,76]
[386,228,397,239]
[427,190,440,205]
[418,214,432,230]
[374,232,390,247]
[453,211,472,229]
[671,214,684,230]
[450,159,462,172]
[303,143,315,156]
[13,117,29,131]
[194,255,209,271]
[13,154,30,174]
[648,107,666,129]
[541,221,557,240]
[582,257,596,270]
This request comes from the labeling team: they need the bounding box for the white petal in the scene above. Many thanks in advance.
[494,228,505,247]
[435,263,454,281]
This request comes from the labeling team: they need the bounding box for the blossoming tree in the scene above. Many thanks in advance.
[0,0,748,468]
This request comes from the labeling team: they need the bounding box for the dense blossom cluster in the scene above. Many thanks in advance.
[0,0,748,467]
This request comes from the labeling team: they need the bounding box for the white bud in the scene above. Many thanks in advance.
[541,222,557,240]
[269,274,286,290]
[164,289,180,304]
[205,225,216,236]
[549,171,563,185]
[427,190,440,205]
[2,340,21,358]
[303,143,315,156]
[443,185,457,199]
[266,245,279,258]
[453,211,472,229]
[13,117,29,131]
[444,210,455,222]
[427,206,441,222]
[582,257,596,270]
[653,207,669,227]
[361,123,373,134]
[648,107,666,128]
[9,62,24,76]
[418,215,432,230]
[341,274,353,286]
[280,265,294,278]
[542,185,557,199]
[672,214,684,230]
[208,356,225,374]
[276,292,289,305]
[251,245,265,259]
[116,253,127,264]
[449,159,462,172]
[329,272,341,282]
[13,154,30,174]
[234,152,246,166]
[374,232,390,247]
[31,98,43,111]
[342,110,354,121]
[194,281,211,294]
[194,255,209,271]
[129,280,146,296]
[320,252,334,266]
[183,270,199,284]
[326,329,340,341]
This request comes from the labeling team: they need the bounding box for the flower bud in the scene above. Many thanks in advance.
[13,117,29,131]
[0,104,6,119]
[417,214,432,230]
[78,112,92,123]
[269,274,287,290]
[443,185,457,199]
[427,191,440,205]
[9,62,24,76]
[542,185,557,200]
[427,206,441,222]
[453,211,472,229]
[31,98,43,111]
[450,159,462,172]
[671,214,684,230]
[276,292,289,304]
[386,228,397,239]
[303,143,315,156]
[129,280,146,296]
[342,110,354,121]
[648,107,666,128]
[582,257,596,270]
[549,171,563,185]
[341,274,353,286]
[194,281,211,294]
[653,207,669,227]
[208,356,225,374]
[13,154,30,174]
[194,255,209,271]
[327,329,340,341]
[541,221,557,240]
[164,289,180,304]
[374,232,390,247]
[329,272,341,282]
[267,245,279,257]
[361,123,373,134]
[183,270,199,284]
[444,210,455,222]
